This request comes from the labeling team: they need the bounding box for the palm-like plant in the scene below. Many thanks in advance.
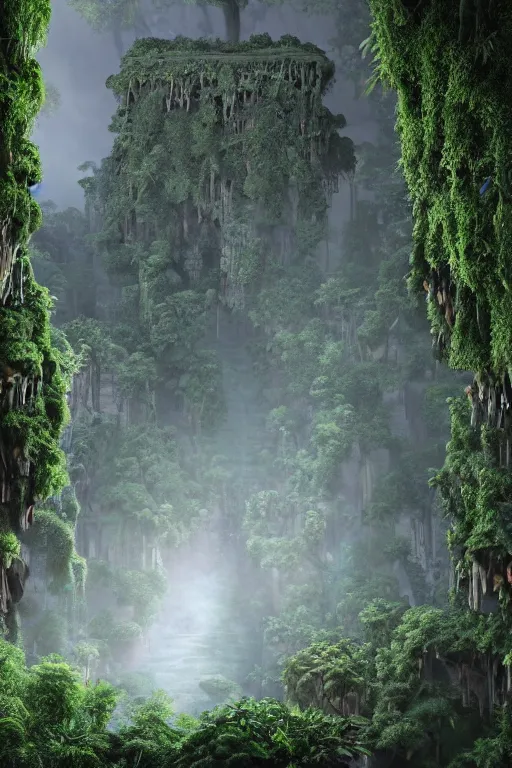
[37,709,111,768]
[171,697,369,767]
[115,691,181,768]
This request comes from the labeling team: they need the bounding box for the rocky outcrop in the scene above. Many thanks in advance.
[0,558,29,615]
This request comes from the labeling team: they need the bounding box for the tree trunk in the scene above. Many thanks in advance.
[91,363,101,413]
[198,3,214,36]
[83,366,91,410]
[222,0,240,43]
[134,10,153,38]
[111,24,125,59]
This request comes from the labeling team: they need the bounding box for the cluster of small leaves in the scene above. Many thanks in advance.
[283,637,369,712]
[170,697,369,767]
[23,508,75,589]
[0,531,21,569]
[0,640,118,768]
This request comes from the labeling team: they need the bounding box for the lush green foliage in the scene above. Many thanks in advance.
[433,398,512,560]
[0,636,368,767]
[284,597,512,766]
[35,10,460,722]
[170,697,369,767]
[64,35,356,684]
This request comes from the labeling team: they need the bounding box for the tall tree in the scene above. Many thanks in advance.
[69,0,308,48]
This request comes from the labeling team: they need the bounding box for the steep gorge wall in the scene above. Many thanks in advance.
[369,0,512,665]
[0,1,73,641]
[279,3,512,766]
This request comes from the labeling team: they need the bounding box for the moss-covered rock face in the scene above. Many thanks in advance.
[367,0,512,595]
[380,2,512,366]
[367,0,512,372]
[198,674,242,704]
[0,0,71,635]
[0,0,48,284]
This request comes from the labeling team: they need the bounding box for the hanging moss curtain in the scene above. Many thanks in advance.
[96,33,354,313]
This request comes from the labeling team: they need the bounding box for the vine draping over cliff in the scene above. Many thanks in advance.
[0,0,74,638]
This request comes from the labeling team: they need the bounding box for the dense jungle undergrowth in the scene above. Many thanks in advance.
[3,0,512,766]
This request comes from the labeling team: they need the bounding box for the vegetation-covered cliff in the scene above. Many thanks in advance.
[0,0,80,643]
[281,1,512,766]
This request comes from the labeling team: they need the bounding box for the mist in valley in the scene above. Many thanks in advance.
[29,0,389,713]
